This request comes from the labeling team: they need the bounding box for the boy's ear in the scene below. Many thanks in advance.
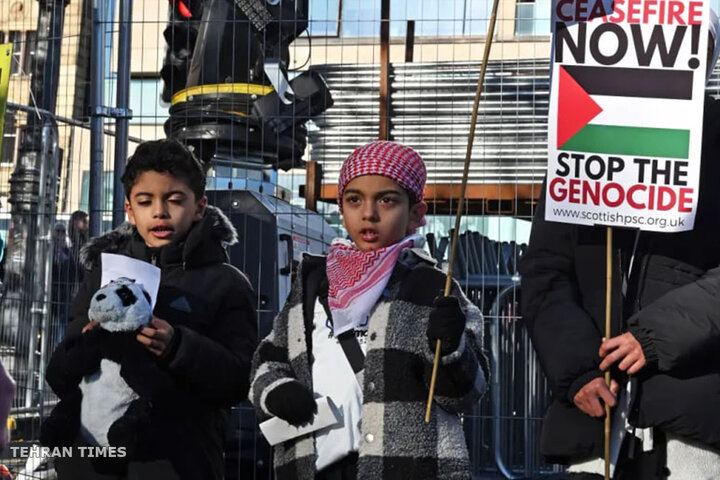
[194,196,208,221]
[407,201,428,233]
[125,199,136,226]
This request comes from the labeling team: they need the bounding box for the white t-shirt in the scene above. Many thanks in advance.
[311,300,365,471]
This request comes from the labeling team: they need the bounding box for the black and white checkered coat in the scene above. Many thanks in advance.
[250,249,488,479]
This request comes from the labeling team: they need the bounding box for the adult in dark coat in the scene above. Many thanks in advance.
[520,21,720,477]
[521,95,720,478]
[522,102,720,479]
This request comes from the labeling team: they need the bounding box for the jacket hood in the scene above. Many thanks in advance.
[80,205,237,270]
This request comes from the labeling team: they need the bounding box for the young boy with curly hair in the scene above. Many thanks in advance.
[44,139,257,479]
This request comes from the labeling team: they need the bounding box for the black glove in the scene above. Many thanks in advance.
[427,296,466,355]
[264,380,317,427]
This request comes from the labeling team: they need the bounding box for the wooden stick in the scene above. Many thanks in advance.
[605,227,612,480]
[425,0,502,424]
[379,0,391,140]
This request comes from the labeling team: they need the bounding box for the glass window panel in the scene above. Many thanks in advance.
[309,0,340,36]
[339,0,490,38]
[80,171,114,213]
[341,0,381,37]
[23,31,37,75]
[1,113,15,165]
[9,31,21,75]
[416,0,463,36]
[534,0,552,34]
[104,0,116,73]
[129,79,168,125]
[104,79,169,125]
[514,0,551,36]
[515,3,535,36]
[465,0,490,35]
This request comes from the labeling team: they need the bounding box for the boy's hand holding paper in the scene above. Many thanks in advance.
[259,396,340,447]
[265,380,318,427]
[137,317,176,356]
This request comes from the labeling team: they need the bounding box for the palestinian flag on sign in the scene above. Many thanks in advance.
[557,65,694,159]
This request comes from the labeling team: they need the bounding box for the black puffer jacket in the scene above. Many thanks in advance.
[47,206,258,479]
[519,97,720,463]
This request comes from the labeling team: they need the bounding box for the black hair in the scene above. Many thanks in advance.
[68,210,89,250]
[69,210,87,225]
[121,139,206,200]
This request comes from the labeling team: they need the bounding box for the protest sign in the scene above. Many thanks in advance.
[547,0,709,232]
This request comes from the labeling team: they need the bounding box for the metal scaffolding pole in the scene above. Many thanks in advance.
[4,0,68,410]
[113,0,133,228]
[24,0,68,146]
[89,0,106,237]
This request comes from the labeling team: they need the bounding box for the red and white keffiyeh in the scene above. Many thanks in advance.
[326,234,424,336]
[337,141,427,210]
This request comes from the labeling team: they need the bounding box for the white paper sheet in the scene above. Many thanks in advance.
[259,396,341,446]
[100,253,161,308]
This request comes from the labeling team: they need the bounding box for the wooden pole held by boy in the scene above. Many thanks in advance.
[425,0,501,423]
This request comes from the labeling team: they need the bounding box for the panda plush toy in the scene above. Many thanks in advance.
[81,277,152,447]
[42,278,174,455]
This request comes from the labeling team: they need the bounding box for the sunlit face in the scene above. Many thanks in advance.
[74,217,88,233]
[124,171,207,248]
[341,175,427,251]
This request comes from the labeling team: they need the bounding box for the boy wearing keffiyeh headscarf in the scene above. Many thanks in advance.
[250,141,488,480]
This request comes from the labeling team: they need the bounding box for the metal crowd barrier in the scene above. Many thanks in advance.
[464,282,562,479]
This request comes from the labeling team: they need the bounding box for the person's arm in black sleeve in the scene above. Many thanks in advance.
[519,184,604,404]
[64,266,101,339]
[616,265,720,374]
[158,270,258,406]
